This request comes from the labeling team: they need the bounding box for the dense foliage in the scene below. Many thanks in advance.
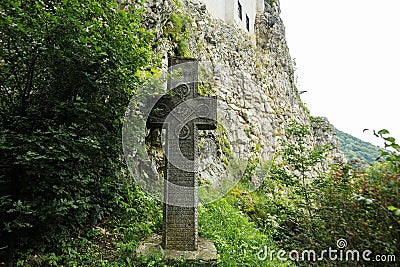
[0,0,155,259]
[233,124,400,266]
[335,128,381,165]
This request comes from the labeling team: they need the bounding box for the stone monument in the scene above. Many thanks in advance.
[146,58,217,252]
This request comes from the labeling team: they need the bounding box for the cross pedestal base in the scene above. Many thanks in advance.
[136,234,218,264]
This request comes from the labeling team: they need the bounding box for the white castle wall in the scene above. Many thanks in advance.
[201,0,264,35]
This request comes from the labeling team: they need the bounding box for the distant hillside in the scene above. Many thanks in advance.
[335,129,381,165]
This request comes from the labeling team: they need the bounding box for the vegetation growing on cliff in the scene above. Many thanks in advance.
[230,123,399,266]
[164,9,192,57]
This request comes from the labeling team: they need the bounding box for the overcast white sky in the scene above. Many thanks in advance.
[279,0,400,148]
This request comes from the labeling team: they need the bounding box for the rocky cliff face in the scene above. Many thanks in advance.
[142,0,344,190]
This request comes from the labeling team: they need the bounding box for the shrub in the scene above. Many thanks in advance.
[254,123,399,265]
[0,0,154,253]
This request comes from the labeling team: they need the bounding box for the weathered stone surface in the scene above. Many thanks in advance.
[147,58,217,251]
[143,0,345,191]
[136,234,218,262]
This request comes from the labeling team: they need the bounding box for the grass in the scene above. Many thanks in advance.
[198,195,293,266]
[14,185,293,266]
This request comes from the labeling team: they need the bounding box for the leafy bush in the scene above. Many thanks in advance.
[0,0,154,254]
[253,123,399,265]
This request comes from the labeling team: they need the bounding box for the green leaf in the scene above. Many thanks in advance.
[391,144,400,152]
[384,137,395,143]
[378,129,390,135]
[388,206,397,211]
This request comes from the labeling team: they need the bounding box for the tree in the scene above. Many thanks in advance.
[0,0,154,251]
[279,121,329,218]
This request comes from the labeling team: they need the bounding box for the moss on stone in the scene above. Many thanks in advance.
[243,142,262,181]
[216,122,233,166]
[198,83,215,97]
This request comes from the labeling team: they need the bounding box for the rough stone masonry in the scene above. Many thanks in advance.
[143,0,345,189]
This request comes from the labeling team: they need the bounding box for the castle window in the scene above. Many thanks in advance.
[238,1,242,20]
[246,14,250,31]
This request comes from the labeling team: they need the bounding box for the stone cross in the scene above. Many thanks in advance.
[147,58,217,251]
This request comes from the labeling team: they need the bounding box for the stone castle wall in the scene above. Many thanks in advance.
[142,0,345,186]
